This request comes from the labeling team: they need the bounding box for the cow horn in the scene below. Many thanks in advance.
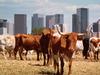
[55,25,63,35]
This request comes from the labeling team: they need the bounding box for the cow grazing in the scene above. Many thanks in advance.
[0,34,15,59]
[14,34,41,60]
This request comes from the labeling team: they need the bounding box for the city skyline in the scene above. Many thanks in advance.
[0,0,100,33]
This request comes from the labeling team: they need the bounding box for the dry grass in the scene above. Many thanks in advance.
[0,51,100,75]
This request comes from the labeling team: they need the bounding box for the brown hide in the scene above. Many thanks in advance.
[90,38,100,48]
[14,34,41,60]
[51,32,78,75]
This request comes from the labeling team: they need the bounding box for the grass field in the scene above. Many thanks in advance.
[0,51,100,75]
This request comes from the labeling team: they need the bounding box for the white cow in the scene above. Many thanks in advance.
[0,34,15,59]
[89,37,100,60]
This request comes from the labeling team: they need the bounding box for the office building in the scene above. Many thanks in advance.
[14,14,27,34]
[0,19,8,34]
[46,14,64,31]
[31,14,44,33]
[46,15,55,28]
[7,22,14,34]
[72,14,78,32]
[77,8,88,33]
[93,19,100,37]
[55,14,64,25]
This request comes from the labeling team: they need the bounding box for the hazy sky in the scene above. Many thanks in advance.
[0,0,100,33]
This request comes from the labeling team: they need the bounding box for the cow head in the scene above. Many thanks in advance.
[90,37,99,47]
[60,32,78,52]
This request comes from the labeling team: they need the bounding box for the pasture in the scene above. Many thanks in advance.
[0,51,100,75]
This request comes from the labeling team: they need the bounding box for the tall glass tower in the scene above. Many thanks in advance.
[77,8,88,33]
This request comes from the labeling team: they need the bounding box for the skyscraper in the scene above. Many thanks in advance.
[0,19,7,34]
[7,22,14,34]
[46,14,64,31]
[72,14,78,32]
[93,22,98,32]
[31,14,44,33]
[14,14,27,34]
[55,14,64,25]
[46,15,55,28]
[77,8,88,33]
[93,19,100,37]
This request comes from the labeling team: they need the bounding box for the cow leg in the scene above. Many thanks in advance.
[2,51,7,60]
[47,49,52,66]
[60,55,64,75]
[47,54,50,65]
[14,47,18,59]
[25,50,28,60]
[19,47,23,60]
[89,51,93,61]
[36,51,39,61]
[8,50,11,58]
[43,53,46,65]
[94,51,99,61]
[53,54,59,75]
[97,51,99,60]
[94,52,97,60]
[68,59,72,75]
[1,46,7,60]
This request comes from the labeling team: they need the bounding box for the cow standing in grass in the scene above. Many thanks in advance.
[51,32,78,75]
[40,26,78,75]
[14,34,41,60]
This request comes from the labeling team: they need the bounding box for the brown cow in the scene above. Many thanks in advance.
[14,34,41,60]
[40,27,78,75]
[40,28,53,65]
[51,32,78,75]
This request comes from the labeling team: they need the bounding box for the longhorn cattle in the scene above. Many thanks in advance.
[52,32,78,75]
[40,26,78,75]
[0,34,15,59]
[14,34,41,60]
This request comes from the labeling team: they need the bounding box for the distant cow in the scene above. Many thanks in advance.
[14,34,41,60]
[82,36,100,61]
[0,34,15,59]
[89,37,100,60]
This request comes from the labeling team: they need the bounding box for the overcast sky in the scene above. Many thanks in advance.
[0,0,100,33]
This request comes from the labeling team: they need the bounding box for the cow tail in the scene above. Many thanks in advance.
[19,36,23,46]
